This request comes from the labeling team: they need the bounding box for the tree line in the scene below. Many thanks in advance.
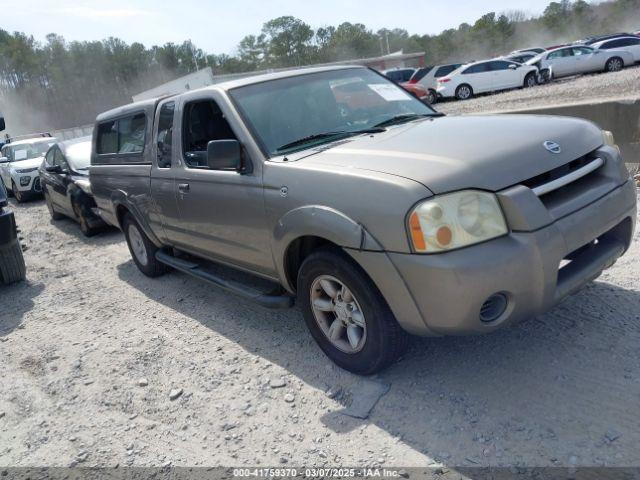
[0,0,638,134]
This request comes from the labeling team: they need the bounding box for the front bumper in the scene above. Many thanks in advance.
[349,178,637,336]
[11,171,42,194]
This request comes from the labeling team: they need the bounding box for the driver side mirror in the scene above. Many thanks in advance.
[207,140,241,171]
[0,156,8,164]
[0,117,5,132]
[509,64,518,69]
[45,164,63,174]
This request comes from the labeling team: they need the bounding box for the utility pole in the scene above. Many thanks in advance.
[385,32,390,55]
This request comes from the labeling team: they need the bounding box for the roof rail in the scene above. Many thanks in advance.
[4,132,53,143]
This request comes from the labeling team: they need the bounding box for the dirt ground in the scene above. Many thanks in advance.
[0,187,639,469]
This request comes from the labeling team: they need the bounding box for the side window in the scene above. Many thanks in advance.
[53,148,69,172]
[572,47,591,56]
[97,120,118,154]
[548,49,572,59]
[44,147,55,167]
[182,100,237,169]
[156,102,175,169]
[463,63,489,74]
[435,65,457,77]
[489,61,511,71]
[118,113,146,154]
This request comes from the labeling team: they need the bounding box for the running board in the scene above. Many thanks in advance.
[155,249,294,309]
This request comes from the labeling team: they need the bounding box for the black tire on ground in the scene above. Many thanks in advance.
[44,191,64,220]
[12,181,26,203]
[427,89,437,104]
[605,57,624,73]
[72,201,98,237]
[455,84,473,100]
[0,239,26,285]
[297,247,409,375]
[122,213,167,277]
[0,177,11,197]
[524,72,537,88]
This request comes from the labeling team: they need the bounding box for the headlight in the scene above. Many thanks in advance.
[602,130,620,153]
[408,190,508,253]
[74,178,92,194]
[15,167,37,174]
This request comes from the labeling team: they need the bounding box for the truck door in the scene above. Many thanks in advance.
[149,100,180,243]
[171,94,275,276]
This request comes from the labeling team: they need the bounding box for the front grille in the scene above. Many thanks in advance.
[522,154,596,193]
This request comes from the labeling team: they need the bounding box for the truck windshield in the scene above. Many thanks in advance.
[229,68,438,156]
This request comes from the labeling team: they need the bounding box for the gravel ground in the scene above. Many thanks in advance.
[0,192,639,469]
[436,64,640,115]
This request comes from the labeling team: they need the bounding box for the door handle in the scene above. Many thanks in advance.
[178,183,190,192]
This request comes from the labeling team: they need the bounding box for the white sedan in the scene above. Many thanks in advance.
[591,36,640,63]
[526,45,634,79]
[436,59,538,100]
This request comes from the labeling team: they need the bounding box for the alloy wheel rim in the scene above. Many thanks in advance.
[128,224,148,266]
[310,275,367,354]
[609,59,621,71]
[459,87,470,99]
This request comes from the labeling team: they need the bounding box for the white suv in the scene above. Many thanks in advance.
[0,137,57,202]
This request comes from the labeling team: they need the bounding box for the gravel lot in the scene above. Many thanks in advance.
[0,189,638,469]
[436,64,640,115]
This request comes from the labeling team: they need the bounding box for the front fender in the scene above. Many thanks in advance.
[272,205,383,290]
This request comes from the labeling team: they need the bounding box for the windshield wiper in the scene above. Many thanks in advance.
[374,113,442,128]
[276,128,385,153]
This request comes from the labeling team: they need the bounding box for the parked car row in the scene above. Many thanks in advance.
[382,31,640,102]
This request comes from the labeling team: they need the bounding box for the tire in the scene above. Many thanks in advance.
[12,181,26,203]
[605,57,623,73]
[72,201,97,237]
[44,191,64,220]
[0,238,26,285]
[122,213,166,277]
[427,89,437,104]
[297,248,408,375]
[455,84,473,100]
[523,72,537,88]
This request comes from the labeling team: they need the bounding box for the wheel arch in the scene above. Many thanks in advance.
[273,206,383,293]
[111,192,163,247]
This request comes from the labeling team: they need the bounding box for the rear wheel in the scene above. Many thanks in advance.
[455,84,473,100]
[122,213,166,277]
[524,72,537,88]
[605,57,623,72]
[297,248,408,375]
[0,238,26,285]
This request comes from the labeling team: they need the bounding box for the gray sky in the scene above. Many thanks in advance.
[4,0,554,55]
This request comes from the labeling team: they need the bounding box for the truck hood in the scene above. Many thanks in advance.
[305,115,603,193]
[10,156,44,171]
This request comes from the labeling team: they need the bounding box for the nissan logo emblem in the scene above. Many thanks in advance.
[543,141,562,154]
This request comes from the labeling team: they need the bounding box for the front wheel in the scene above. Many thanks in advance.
[524,72,537,88]
[73,201,98,237]
[122,213,166,277]
[426,89,437,104]
[605,57,623,73]
[297,248,408,375]
[455,84,473,100]
[12,181,26,203]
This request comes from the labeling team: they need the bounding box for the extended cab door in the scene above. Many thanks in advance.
[170,92,275,276]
